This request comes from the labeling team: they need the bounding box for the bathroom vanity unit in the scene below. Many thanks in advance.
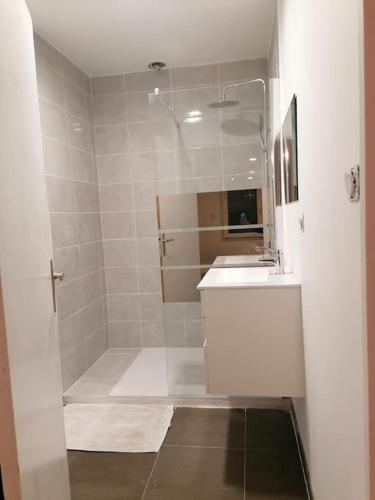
[197,267,305,397]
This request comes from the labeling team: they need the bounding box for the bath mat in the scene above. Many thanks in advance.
[64,403,174,453]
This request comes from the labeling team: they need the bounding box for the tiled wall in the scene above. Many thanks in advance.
[34,34,108,391]
[90,59,268,349]
[33,33,269,385]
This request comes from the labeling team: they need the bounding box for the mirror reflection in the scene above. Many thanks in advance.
[157,189,268,302]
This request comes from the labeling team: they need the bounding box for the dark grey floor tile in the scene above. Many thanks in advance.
[143,446,244,500]
[246,410,297,450]
[163,407,245,448]
[246,450,308,499]
[68,450,156,500]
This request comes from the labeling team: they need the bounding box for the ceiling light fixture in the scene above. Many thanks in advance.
[148,61,166,71]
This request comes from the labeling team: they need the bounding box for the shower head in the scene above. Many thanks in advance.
[208,99,239,109]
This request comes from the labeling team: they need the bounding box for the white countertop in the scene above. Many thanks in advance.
[212,255,275,268]
[197,266,301,290]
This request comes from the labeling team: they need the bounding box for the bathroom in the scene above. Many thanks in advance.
[0,1,373,499]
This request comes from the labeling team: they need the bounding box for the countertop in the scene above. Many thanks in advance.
[197,266,301,290]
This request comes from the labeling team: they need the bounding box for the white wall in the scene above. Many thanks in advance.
[277,1,368,499]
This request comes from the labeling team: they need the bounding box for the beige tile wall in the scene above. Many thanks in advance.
[91,59,268,349]
[34,34,107,391]
[34,30,269,376]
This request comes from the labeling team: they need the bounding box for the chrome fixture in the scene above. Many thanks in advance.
[211,77,275,248]
[345,164,360,202]
[148,61,166,71]
[209,78,268,152]
[298,214,305,233]
[256,247,285,274]
[50,258,64,312]
[159,232,175,257]
[209,100,239,109]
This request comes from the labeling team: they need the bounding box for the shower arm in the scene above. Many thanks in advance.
[222,78,268,152]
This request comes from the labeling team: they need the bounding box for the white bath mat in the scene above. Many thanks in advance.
[64,403,174,453]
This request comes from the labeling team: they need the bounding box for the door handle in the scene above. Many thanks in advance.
[345,164,360,202]
[50,258,64,313]
[160,233,175,257]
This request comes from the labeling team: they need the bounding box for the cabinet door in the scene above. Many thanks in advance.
[203,288,305,397]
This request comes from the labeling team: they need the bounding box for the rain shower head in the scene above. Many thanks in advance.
[208,99,239,109]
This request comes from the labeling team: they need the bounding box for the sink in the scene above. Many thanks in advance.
[212,255,275,268]
[198,267,270,289]
[215,267,269,284]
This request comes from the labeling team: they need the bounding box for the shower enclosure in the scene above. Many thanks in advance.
[38,48,276,401]
[154,78,274,397]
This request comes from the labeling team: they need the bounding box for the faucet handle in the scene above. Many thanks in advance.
[276,249,285,274]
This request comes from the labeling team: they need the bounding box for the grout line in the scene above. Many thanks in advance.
[35,47,90,94]
[53,239,103,252]
[140,449,161,500]
[58,292,106,325]
[162,444,245,450]
[45,172,99,187]
[57,267,105,289]
[39,94,92,129]
[61,323,107,362]
[42,132,96,158]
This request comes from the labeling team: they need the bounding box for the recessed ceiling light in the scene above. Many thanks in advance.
[248,176,254,180]
[148,61,166,71]
[249,157,257,162]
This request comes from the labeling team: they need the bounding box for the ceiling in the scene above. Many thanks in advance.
[26,0,276,77]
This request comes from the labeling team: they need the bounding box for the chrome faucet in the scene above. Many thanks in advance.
[256,246,285,274]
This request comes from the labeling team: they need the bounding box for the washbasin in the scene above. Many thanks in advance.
[215,267,269,284]
[197,267,270,289]
[212,255,275,268]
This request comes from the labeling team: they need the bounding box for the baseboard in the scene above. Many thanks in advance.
[290,402,314,500]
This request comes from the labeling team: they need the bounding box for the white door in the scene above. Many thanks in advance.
[0,1,70,499]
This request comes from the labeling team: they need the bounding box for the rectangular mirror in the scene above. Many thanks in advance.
[157,189,267,302]
[282,95,299,203]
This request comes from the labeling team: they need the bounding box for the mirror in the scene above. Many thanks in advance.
[282,95,299,203]
[157,189,266,302]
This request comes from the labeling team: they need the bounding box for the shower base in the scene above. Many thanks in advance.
[64,347,205,399]
[63,347,290,411]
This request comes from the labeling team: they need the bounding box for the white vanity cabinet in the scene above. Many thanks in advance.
[198,268,305,397]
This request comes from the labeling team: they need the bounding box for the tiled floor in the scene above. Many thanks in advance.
[68,408,308,499]
[65,347,205,397]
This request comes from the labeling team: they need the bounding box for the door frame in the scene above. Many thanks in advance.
[365,1,375,497]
